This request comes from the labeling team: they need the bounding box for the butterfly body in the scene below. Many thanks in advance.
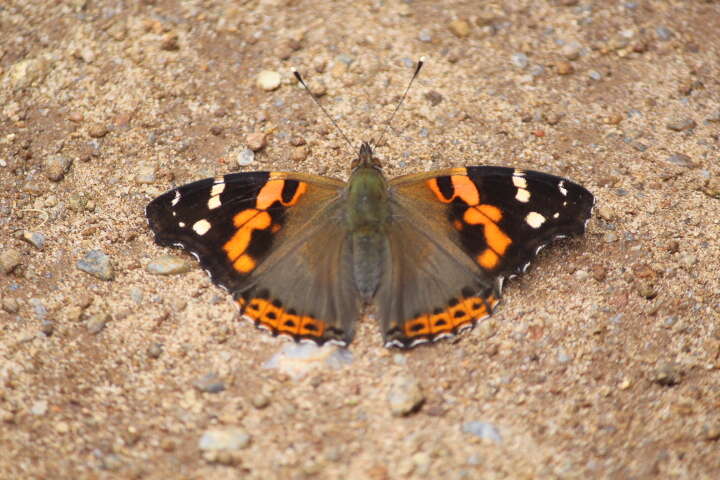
[146,142,594,348]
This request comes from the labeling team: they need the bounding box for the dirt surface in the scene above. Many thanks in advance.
[2,0,720,478]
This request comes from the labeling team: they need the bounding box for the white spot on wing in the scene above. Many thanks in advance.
[208,196,222,210]
[192,219,211,235]
[559,181,568,196]
[171,190,181,206]
[512,173,527,189]
[178,221,186,227]
[515,188,531,203]
[211,182,225,196]
[525,211,546,229]
[553,212,560,219]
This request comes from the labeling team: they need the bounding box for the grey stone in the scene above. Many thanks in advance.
[193,373,225,394]
[511,53,528,69]
[198,427,251,451]
[146,255,191,275]
[238,148,254,167]
[44,155,73,182]
[77,250,114,281]
[20,231,45,250]
[462,421,502,444]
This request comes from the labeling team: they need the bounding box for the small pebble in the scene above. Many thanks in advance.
[634,280,657,299]
[20,231,45,250]
[592,265,607,281]
[77,250,114,281]
[448,19,471,38]
[461,421,502,444]
[574,269,589,281]
[387,374,424,416]
[146,255,191,275]
[510,53,528,69]
[0,249,22,274]
[561,43,580,60]
[88,123,109,138]
[666,117,696,132]
[2,297,19,313]
[134,164,156,184]
[290,136,306,147]
[199,427,251,451]
[251,394,270,409]
[702,422,720,441]
[291,146,308,162]
[424,90,444,106]
[597,205,613,221]
[193,373,226,394]
[161,32,180,51]
[209,125,223,136]
[555,60,574,75]
[237,148,254,167]
[665,153,693,168]
[146,343,163,359]
[44,155,72,182]
[336,53,354,65]
[418,30,432,43]
[87,313,110,334]
[679,253,697,268]
[588,70,603,81]
[603,232,618,243]
[256,70,281,91]
[706,111,720,123]
[652,362,682,386]
[30,400,48,416]
[655,26,673,41]
[129,287,143,304]
[246,132,267,152]
[40,320,54,336]
[557,350,572,364]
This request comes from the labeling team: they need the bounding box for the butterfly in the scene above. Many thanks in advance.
[146,140,594,348]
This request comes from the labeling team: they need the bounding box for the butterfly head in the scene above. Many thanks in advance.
[352,141,383,171]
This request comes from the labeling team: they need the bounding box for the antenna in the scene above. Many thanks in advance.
[292,67,355,154]
[376,56,425,148]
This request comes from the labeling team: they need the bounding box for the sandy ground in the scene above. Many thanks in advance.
[2,0,720,478]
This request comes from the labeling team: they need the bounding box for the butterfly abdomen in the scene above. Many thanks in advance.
[346,166,391,301]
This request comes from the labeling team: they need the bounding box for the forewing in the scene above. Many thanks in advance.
[146,171,360,345]
[378,167,594,347]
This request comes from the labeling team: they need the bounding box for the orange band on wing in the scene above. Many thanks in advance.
[240,296,327,340]
[402,295,498,339]
[256,179,308,210]
[223,210,272,272]
[463,204,512,270]
[426,172,481,206]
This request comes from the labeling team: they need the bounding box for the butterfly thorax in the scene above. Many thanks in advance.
[346,148,390,301]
